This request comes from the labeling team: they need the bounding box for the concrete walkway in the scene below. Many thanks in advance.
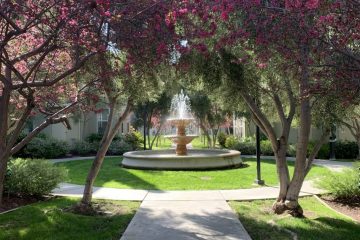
[53,180,324,201]
[52,181,325,240]
[121,200,251,240]
[51,155,350,240]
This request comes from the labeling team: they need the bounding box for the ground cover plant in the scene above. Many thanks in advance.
[56,157,330,190]
[229,197,360,240]
[0,197,139,240]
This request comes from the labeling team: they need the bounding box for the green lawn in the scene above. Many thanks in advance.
[150,135,209,150]
[57,157,330,190]
[230,197,360,240]
[0,197,139,240]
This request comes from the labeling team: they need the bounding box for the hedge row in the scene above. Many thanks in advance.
[14,131,143,159]
[219,134,358,159]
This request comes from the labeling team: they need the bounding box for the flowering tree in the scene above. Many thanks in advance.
[173,0,360,216]
[0,0,110,204]
[79,0,180,207]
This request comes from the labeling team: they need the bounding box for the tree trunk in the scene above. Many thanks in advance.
[200,122,211,148]
[81,100,132,205]
[81,140,110,204]
[272,45,312,217]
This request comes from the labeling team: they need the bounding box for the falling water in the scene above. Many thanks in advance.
[169,90,193,119]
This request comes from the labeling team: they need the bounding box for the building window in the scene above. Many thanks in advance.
[121,122,124,133]
[127,122,130,133]
[97,108,109,134]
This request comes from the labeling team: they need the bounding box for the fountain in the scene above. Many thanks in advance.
[166,90,197,155]
[122,91,242,170]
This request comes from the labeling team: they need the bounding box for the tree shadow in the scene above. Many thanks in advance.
[0,198,137,240]
[234,211,360,240]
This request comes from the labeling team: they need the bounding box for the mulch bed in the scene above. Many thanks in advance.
[320,195,360,222]
[0,195,44,213]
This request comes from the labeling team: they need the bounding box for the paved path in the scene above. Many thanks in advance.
[121,200,251,240]
[51,155,350,240]
[52,181,324,201]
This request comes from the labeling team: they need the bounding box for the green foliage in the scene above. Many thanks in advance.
[225,135,238,149]
[225,136,256,154]
[86,133,121,143]
[286,144,297,157]
[307,141,330,159]
[72,130,141,156]
[234,142,256,155]
[335,141,358,159]
[108,140,132,155]
[217,132,228,148]
[5,158,67,197]
[260,140,274,156]
[318,163,360,199]
[24,136,68,159]
[124,129,143,150]
[72,141,98,156]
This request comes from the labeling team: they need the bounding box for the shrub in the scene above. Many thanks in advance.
[286,144,297,157]
[72,141,98,156]
[108,140,132,155]
[317,163,360,199]
[24,136,68,159]
[260,140,274,156]
[124,129,143,150]
[225,136,238,149]
[4,158,67,197]
[233,142,256,155]
[335,141,358,159]
[86,133,122,143]
[217,132,228,148]
[307,141,330,159]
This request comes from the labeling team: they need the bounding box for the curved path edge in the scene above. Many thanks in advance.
[52,180,325,201]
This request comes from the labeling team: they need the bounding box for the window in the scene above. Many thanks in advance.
[127,122,130,133]
[97,108,109,134]
[121,122,124,133]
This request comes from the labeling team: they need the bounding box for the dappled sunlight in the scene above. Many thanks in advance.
[230,197,360,240]
[57,157,331,190]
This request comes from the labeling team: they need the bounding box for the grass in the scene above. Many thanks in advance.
[230,197,360,240]
[150,135,210,150]
[0,197,139,240]
[57,157,331,190]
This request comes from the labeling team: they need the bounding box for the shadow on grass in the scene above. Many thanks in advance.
[59,157,161,190]
[236,211,360,240]
[0,198,138,240]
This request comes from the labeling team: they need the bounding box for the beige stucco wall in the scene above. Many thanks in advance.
[29,105,134,147]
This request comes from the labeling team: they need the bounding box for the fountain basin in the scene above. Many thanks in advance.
[122,149,242,170]
[165,135,198,145]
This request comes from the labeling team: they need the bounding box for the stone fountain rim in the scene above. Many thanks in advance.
[123,149,241,159]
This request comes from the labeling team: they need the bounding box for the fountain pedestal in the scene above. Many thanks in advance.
[166,118,197,156]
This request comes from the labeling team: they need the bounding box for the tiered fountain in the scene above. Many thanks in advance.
[122,91,242,170]
[166,90,197,156]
